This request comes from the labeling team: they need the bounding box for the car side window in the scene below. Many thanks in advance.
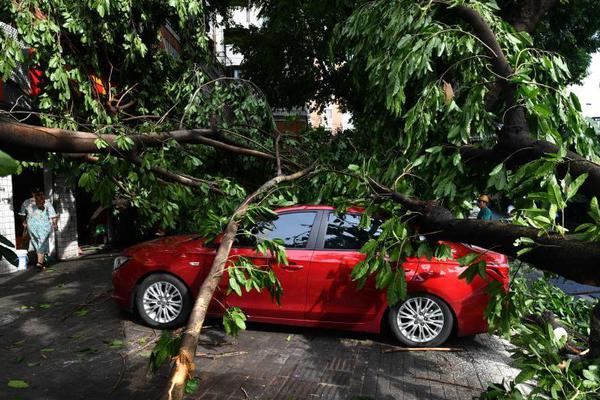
[236,212,317,249]
[324,213,382,250]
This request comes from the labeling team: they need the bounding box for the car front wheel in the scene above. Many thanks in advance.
[135,273,192,329]
[389,294,454,347]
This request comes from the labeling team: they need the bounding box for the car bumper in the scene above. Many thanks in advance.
[112,265,136,312]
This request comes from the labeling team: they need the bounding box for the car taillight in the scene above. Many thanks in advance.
[486,263,510,291]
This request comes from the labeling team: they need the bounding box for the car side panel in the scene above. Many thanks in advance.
[306,250,418,325]
[224,248,312,320]
[410,258,489,336]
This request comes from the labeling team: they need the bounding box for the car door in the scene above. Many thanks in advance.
[225,210,319,320]
[306,212,418,323]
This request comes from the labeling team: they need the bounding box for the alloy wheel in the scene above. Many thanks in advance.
[142,281,183,324]
[396,296,445,343]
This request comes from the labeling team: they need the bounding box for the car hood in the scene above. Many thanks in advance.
[123,235,206,256]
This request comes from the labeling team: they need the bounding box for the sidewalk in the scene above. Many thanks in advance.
[0,255,517,400]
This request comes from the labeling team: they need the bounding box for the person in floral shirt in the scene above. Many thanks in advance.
[19,188,58,270]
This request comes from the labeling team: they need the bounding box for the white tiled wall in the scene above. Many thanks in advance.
[52,173,79,259]
[0,176,17,273]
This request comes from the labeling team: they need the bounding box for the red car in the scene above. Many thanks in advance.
[112,205,509,347]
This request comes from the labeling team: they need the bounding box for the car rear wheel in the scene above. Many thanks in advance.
[136,273,191,329]
[388,294,454,347]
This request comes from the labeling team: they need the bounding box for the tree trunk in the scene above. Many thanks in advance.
[369,180,600,286]
[162,167,312,400]
[163,218,239,400]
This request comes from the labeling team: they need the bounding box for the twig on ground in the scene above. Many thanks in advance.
[382,346,463,353]
[241,386,249,399]
[197,340,232,347]
[195,351,248,359]
[111,352,127,392]
[410,374,481,391]
[127,335,162,356]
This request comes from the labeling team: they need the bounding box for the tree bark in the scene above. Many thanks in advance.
[163,167,313,400]
[0,120,275,160]
[450,4,600,199]
[369,179,600,286]
[500,0,558,34]
[485,0,557,111]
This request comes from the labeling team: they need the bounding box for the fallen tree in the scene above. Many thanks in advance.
[163,166,313,400]
[2,0,600,398]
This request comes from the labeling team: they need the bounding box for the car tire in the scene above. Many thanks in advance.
[135,273,192,329]
[388,294,454,347]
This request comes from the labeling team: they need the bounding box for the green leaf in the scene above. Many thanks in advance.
[514,368,536,384]
[229,277,242,296]
[565,173,587,201]
[386,268,407,306]
[489,163,503,177]
[74,309,89,317]
[457,253,479,267]
[185,377,200,394]
[416,242,433,260]
[7,379,29,389]
[0,150,18,176]
[108,339,123,349]
[148,331,181,373]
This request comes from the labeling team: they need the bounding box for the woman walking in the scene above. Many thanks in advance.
[19,188,58,270]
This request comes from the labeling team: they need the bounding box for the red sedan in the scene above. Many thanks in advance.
[112,205,509,347]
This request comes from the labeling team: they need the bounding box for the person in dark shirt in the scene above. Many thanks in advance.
[477,194,493,221]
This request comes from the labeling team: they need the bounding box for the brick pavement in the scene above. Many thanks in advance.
[0,254,517,400]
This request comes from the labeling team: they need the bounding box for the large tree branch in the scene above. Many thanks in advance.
[63,151,225,194]
[369,179,600,286]
[447,4,600,200]
[126,153,225,194]
[163,165,315,400]
[0,120,276,160]
[484,0,558,111]
[451,4,528,133]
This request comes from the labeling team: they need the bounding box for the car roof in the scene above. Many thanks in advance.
[275,205,365,214]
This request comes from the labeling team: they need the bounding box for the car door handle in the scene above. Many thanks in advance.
[279,263,304,271]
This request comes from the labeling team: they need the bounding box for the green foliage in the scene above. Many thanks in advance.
[1,0,282,239]
[222,306,247,336]
[457,253,487,283]
[185,377,200,394]
[227,254,283,304]
[147,330,181,373]
[7,379,29,389]
[482,265,599,399]
[0,150,18,176]
[514,0,600,83]
[572,198,600,242]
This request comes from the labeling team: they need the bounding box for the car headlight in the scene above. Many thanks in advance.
[113,256,131,271]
